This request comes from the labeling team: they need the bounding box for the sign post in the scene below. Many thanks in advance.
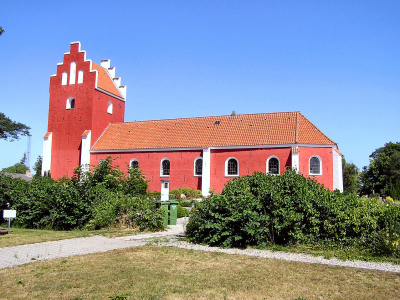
[3,210,16,233]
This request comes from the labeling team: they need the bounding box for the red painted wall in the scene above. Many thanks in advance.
[92,150,203,192]
[297,146,333,190]
[210,147,292,193]
[89,146,334,194]
[47,43,125,179]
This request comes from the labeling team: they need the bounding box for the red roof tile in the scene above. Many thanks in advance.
[82,130,91,137]
[92,112,337,151]
[91,62,123,99]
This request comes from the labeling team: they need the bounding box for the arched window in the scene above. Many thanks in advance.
[161,158,170,176]
[62,71,68,85]
[66,97,75,109]
[107,100,113,114]
[225,157,239,176]
[194,157,202,176]
[78,70,84,84]
[309,156,322,175]
[69,61,76,84]
[267,156,280,175]
[130,159,139,169]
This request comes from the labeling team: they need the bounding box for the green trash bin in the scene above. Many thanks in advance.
[155,201,169,227]
[168,200,179,225]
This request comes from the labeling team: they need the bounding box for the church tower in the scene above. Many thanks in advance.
[42,42,126,178]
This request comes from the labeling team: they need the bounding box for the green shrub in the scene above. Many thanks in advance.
[177,205,189,218]
[386,196,394,205]
[186,170,396,255]
[0,155,164,231]
[170,187,202,199]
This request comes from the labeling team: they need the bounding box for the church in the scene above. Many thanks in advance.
[42,42,343,196]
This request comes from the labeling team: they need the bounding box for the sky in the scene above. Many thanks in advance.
[0,0,399,171]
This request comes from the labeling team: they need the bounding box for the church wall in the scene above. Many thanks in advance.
[297,146,334,190]
[91,150,203,193]
[209,147,293,193]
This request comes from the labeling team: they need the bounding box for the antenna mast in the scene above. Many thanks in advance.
[26,135,31,170]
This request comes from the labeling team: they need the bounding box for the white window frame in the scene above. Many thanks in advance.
[266,156,280,175]
[69,61,76,85]
[107,100,113,114]
[129,158,139,169]
[160,158,170,177]
[66,97,75,110]
[309,155,322,176]
[194,157,203,177]
[78,70,84,84]
[225,157,239,177]
[61,71,68,85]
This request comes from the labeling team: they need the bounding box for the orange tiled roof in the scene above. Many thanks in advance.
[43,132,52,138]
[91,62,123,99]
[92,112,337,151]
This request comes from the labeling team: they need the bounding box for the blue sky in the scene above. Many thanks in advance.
[0,0,399,171]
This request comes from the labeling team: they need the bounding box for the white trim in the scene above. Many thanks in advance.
[194,156,203,177]
[309,155,322,176]
[333,150,343,192]
[80,131,91,172]
[129,158,139,168]
[160,157,170,177]
[42,133,52,176]
[266,156,280,175]
[225,157,239,177]
[291,152,299,173]
[95,87,126,101]
[90,144,337,153]
[202,148,211,196]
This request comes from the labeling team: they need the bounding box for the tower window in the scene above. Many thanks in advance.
[62,71,68,85]
[107,100,113,114]
[69,61,76,85]
[78,70,84,84]
[66,97,75,109]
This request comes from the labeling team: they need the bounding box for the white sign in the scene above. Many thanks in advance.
[3,210,16,218]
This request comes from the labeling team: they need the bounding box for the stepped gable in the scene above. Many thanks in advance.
[91,111,336,151]
[91,62,123,99]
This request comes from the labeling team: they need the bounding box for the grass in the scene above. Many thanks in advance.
[0,225,145,248]
[0,245,399,299]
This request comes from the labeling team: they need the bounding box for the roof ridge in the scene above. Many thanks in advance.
[113,111,300,124]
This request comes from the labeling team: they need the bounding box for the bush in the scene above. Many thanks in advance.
[177,205,189,218]
[0,155,165,231]
[186,170,397,256]
[170,187,202,199]
[386,196,395,205]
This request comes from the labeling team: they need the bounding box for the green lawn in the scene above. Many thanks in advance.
[0,245,399,299]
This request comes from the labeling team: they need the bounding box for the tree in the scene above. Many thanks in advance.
[360,142,400,197]
[33,155,42,177]
[1,153,30,174]
[0,112,30,141]
[0,26,4,36]
[342,156,360,194]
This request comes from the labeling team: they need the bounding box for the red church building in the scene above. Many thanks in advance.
[43,42,343,196]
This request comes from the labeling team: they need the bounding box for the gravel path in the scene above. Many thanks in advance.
[1,217,399,273]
